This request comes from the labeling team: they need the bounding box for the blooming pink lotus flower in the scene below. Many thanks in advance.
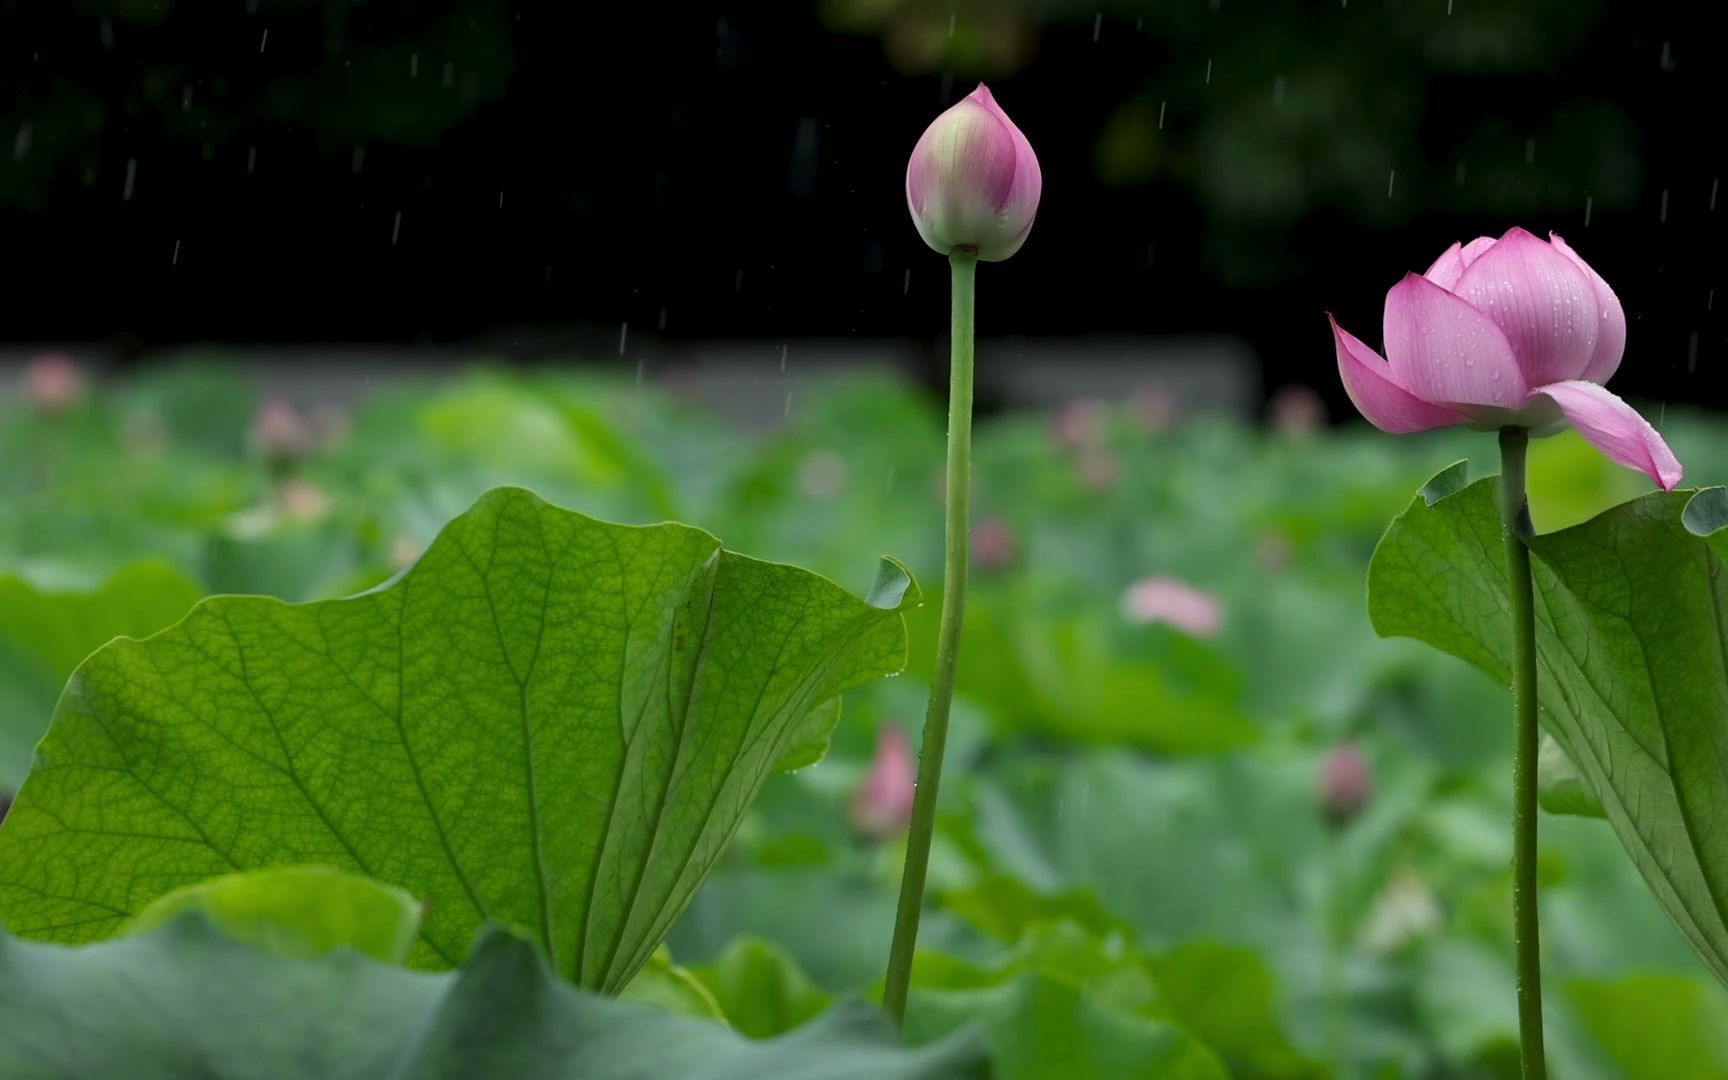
[252,396,310,460]
[1121,576,1224,639]
[1330,227,1681,490]
[849,726,916,841]
[906,84,1041,262]
[1319,742,1373,827]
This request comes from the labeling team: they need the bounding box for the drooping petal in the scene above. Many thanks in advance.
[1549,232,1627,385]
[1330,314,1463,433]
[1451,227,1601,386]
[1423,243,1467,290]
[1530,380,1683,491]
[1382,273,1527,410]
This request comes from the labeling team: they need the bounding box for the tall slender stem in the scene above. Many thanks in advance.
[1499,427,1547,1079]
[883,251,977,1024]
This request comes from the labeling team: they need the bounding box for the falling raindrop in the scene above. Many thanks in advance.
[259,28,268,53]
[100,17,114,50]
[1447,0,1455,12]
[784,389,794,418]
[1093,14,1102,42]
[735,269,745,291]
[1660,189,1670,223]
[780,344,789,371]
[497,190,503,208]
[903,268,911,295]
[123,158,137,201]
[1711,178,1720,212]
[619,322,629,355]
[410,53,419,78]
[948,12,955,37]
[1387,170,1396,198]
[247,146,257,174]
[1205,58,1213,84]
[181,87,192,113]
[392,211,402,245]
[658,306,668,330]
[1708,289,1715,312]
[1660,41,1673,70]
[12,123,30,163]
[1584,196,1594,227]
[1159,101,1167,130]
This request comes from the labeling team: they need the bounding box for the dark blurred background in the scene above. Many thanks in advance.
[2,0,1724,416]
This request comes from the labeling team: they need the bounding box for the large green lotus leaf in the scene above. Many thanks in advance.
[690,935,834,1039]
[1368,469,1728,986]
[0,916,984,1080]
[0,487,918,990]
[0,561,202,786]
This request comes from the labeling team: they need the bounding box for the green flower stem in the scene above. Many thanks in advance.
[1499,427,1547,1079]
[883,250,977,1024]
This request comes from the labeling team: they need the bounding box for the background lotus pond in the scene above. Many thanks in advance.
[2,362,1725,1077]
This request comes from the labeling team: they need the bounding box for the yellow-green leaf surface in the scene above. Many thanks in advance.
[0,487,918,990]
[1369,471,1728,986]
[123,865,420,964]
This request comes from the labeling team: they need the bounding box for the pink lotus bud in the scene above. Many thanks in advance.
[906,84,1041,262]
[850,726,916,841]
[1319,743,1373,827]
[27,352,83,414]
[798,449,849,500]
[1053,398,1109,452]
[1269,384,1327,436]
[1130,386,1178,432]
[973,516,1018,573]
[278,477,330,522]
[253,396,310,461]
[1328,227,1680,489]
[1121,576,1224,639]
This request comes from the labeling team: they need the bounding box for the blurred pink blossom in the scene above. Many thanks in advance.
[1269,384,1327,436]
[850,726,916,842]
[1319,742,1373,827]
[278,477,330,522]
[253,396,311,460]
[27,352,83,414]
[1052,398,1108,452]
[1130,385,1178,432]
[1121,576,1224,638]
[973,516,1018,573]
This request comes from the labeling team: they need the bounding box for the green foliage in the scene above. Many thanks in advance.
[0,915,984,1080]
[1370,468,1728,988]
[0,561,201,785]
[123,865,420,964]
[690,936,835,1038]
[0,487,918,992]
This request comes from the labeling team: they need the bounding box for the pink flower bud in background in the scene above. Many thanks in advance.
[1121,576,1224,639]
[1319,742,1373,827]
[278,477,331,522]
[973,515,1018,573]
[1269,384,1327,437]
[1053,398,1108,452]
[1130,385,1178,432]
[1329,227,1680,489]
[27,352,84,414]
[850,726,916,842]
[798,449,849,500]
[253,396,311,461]
[906,84,1041,262]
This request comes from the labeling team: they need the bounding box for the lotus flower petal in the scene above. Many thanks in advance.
[1451,227,1601,386]
[1330,315,1463,433]
[1383,273,1527,410]
[1531,380,1683,490]
[1549,232,1627,385]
